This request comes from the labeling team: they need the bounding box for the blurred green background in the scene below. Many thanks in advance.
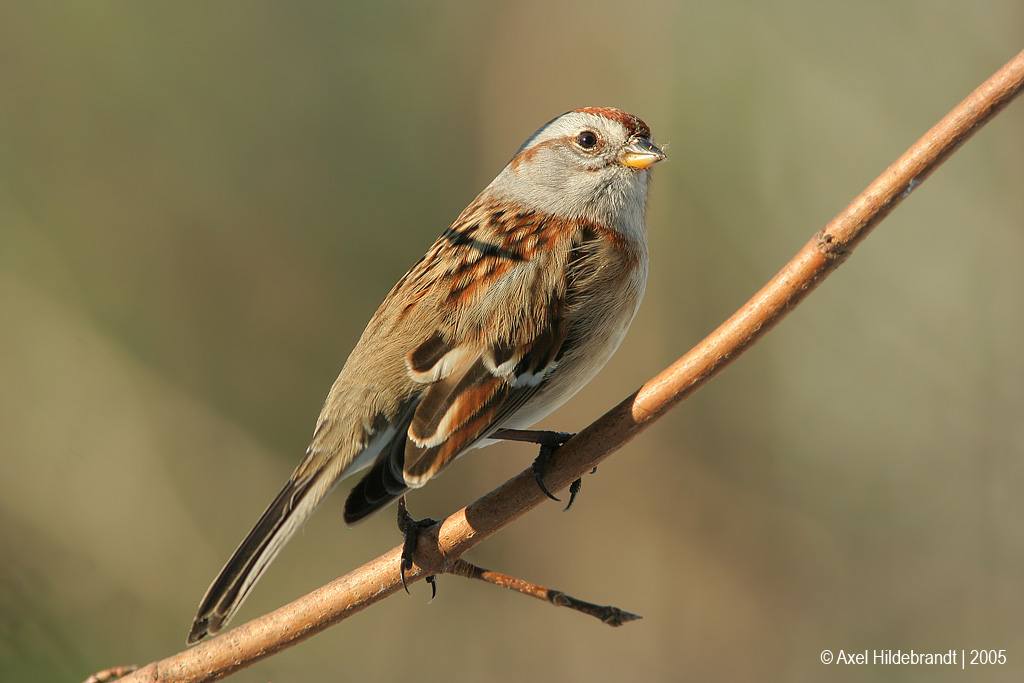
[2,2,1023,682]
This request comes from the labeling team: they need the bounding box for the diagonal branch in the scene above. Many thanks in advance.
[108,48,1024,683]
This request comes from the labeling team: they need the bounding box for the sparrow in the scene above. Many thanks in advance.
[188,107,665,643]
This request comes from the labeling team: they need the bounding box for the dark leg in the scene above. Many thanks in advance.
[492,429,588,507]
[396,496,438,597]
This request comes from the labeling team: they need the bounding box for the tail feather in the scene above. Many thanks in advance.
[343,444,409,525]
[188,471,333,644]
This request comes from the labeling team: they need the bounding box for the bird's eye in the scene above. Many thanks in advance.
[575,130,599,150]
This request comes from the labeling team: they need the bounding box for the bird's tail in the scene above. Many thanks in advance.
[343,444,410,525]
[187,469,335,644]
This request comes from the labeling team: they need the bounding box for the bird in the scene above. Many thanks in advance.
[187,107,665,644]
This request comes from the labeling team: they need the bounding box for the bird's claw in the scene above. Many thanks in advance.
[397,497,438,596]
[563,467,597,511]
[532,459,561,501]
[530,431,574,502]
[425,574,437,601]
[564,477,583,511]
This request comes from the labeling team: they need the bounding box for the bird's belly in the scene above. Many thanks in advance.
[501,278,644,431]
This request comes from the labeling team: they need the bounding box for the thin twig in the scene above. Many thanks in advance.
[82,666,138,683]
[447,558,641,626]
[111,49,1024,683]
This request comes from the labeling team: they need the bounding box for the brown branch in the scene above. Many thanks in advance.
[111,49,1024,683]
[447,558,642,626]
[84,666,139,683]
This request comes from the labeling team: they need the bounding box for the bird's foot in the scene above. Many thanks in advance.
[396,496,439,598]
[492,429,593,509]
[562,467,598,511]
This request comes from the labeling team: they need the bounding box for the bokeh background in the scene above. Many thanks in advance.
[2,2,1023,682]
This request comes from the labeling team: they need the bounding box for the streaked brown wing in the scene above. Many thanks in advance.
[342,200,577,521]
[402,310,566,485]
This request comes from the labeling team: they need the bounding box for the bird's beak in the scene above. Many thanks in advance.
[619,137,666,169]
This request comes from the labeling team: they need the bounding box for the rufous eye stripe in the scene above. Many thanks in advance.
[571,107,651,139]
